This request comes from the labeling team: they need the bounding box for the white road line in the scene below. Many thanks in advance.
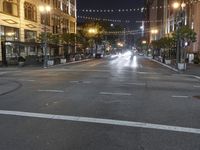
[0,72,7,75]
[100,92,132,96]
[83,81,92,84]
[0,110,200,135]
[37,90,64,93]
[69,81,79,83]
[194,85,200,88]
[70,81,91,84]
[193,75,200,80]
[125,83,146,86]
[19,79,35,82]
[172,96,189,98]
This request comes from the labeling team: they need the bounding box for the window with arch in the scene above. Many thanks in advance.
[24,2,37,21]
[3,0,19,16]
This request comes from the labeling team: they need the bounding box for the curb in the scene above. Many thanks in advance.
[47,59,93,68]
[146,57,200,80]
[146,57,179,72]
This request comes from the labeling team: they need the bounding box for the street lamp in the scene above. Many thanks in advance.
[88,28,98,35]
[172,1,186,67]
[172,2,180,9]
[117,42,123,47]
[39,5,51,68]
[142,40,147,44]
[88,28,98,56]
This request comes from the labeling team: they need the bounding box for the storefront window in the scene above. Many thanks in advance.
[25,30,37,42]
[0,26,19,41]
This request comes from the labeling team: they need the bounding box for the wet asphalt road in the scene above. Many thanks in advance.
[0,52,200,150]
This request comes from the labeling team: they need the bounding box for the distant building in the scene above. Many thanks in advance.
[0,0,77,65]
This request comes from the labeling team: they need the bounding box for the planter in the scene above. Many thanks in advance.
[165,59,171,65]
[178,63,186,70]
[70,57,75,62]
[47,60,54,66]
[60,58,66,64]
[18,62,25,67]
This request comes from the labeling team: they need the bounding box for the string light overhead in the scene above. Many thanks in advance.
[77,0,200,14]
[78,16,131,23]
[78,16,164,24]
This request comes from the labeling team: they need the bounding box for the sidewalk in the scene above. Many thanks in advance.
[147,56,200,79]
[184,64,200,77]
[0,58,93,71]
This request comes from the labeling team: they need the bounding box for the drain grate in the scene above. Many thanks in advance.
[193,96,200,99]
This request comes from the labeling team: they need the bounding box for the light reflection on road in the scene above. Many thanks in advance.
[109,51,138,70]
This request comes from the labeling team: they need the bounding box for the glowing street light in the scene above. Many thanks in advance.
[88,28,98,34]
[151,29,158,34]
[117,42,123,47]
[172,2,186,10]
[39,5,51,12]
[181,2,186,9]
[172,2,180,9]
[151,29,158,41]
[142,40,147,44]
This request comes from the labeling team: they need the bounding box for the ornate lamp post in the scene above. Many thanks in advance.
[88,28,98,56]
[172,1,186,68]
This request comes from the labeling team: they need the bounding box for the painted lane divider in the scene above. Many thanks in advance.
[194,85,200,88]
[0,110,200,135]
[37,90,64,93]
[172,95,189,98]
[100,92,132,96]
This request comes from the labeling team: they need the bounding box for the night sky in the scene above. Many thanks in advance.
[77,0,145,30]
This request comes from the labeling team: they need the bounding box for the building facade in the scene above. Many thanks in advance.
[146,0,200,60]
[0,0,76,65]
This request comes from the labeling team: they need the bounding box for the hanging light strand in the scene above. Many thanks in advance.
[77,0,200,13]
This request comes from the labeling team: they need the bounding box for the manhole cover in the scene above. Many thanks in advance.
[193,96,200,99]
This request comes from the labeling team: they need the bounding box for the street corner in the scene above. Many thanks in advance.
[0,79,22,96]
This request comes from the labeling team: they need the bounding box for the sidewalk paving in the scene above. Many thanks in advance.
[184,64,200,77]
[0,58,93,71]
[147,56,200,79]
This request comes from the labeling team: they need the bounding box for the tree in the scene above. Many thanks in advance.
[62,33,80,54]
[172,25,197,63]
[159,37,174,59]
[172,25,196,44]
[38,32,60,45]
[81,22,105,54]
